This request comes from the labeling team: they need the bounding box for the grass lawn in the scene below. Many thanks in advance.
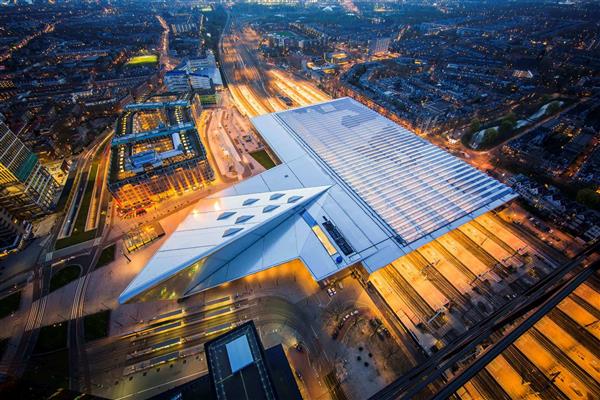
[55,173,75,213]
[84,310,111,342]
[54,229,96,249]
[54,154,101,250]
[126,54,158,65]
[0,291,21,319]
[250,149,276,170]
[34,322,68,354]
[0,338,7,359]
[21,348,69,392]
[49,264,81,293]
[95,244,116,270]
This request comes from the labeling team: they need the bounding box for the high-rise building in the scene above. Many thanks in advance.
[0,121,59,219]
[164,70,191,93]
[0,206,29,256]
[368,36,391,56]
[205,321,302,400]
[164,51,223,93]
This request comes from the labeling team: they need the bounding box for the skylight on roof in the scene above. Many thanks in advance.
[222,227,243,237]
[242,198,259,206]
[262,205,280,213]
[235,215,254,224]
[287,195,303,203]
[217,211,236,220]
[270,193,284,200]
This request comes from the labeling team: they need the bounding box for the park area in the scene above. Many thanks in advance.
[84,310,111,341]
[55,142,108,249]
[49,264,81,293]
[0,291,21,319]
[126,54,158,66]
[250,149,276,169]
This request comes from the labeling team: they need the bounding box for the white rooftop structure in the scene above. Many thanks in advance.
[119,98,517,303]
[225,335,254,373]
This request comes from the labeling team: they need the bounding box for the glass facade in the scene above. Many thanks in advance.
[0,121,59,219]
[275,98,514,244]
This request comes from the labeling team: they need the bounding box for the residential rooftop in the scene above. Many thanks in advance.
[109,96,206,184]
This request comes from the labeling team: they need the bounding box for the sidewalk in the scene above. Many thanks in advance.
[0,276,33,371]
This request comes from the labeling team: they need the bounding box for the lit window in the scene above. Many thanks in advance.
[311,225,337,256]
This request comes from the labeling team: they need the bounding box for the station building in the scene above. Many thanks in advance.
[108,94,214,213]
[120,98,516,304]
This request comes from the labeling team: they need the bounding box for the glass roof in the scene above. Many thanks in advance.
[274,98,514,244]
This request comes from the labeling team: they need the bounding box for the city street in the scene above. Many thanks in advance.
[220,12,330,118]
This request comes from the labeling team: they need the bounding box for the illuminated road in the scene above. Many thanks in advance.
[86,296,332,399]
[220,12,330,118]
[156,15,177,71]
[67,135,115,392]
[58,131,112,241]
[1,129,114,381]
[0,22,56,63]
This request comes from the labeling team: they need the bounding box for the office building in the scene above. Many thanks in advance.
[108,95,214,212]
[164,70,191,93]
[164,50,223,93]
[189,73,213,90]
[205,321,301,400]
[0,121,59,219]
[0,207,29,256]
[368,37,391,56]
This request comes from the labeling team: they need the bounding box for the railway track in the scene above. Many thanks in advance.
[430,240,503,307]
[450,227,539,299]
[529,328,600,398]
[471,368,511,400]
[584,273,600,293]
[448,229,499,269]
[469,220,518,256]
[570,293,600,320]
[370,242,598,400]
[407,251,472,312]
[381,267,436,323]
[503,343,570,400]
[430,240,477,282]
[547,308,600,357]
[489,212,568,265]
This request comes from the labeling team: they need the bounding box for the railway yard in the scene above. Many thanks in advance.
[78,198,599,400]
[370,206,599,400]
